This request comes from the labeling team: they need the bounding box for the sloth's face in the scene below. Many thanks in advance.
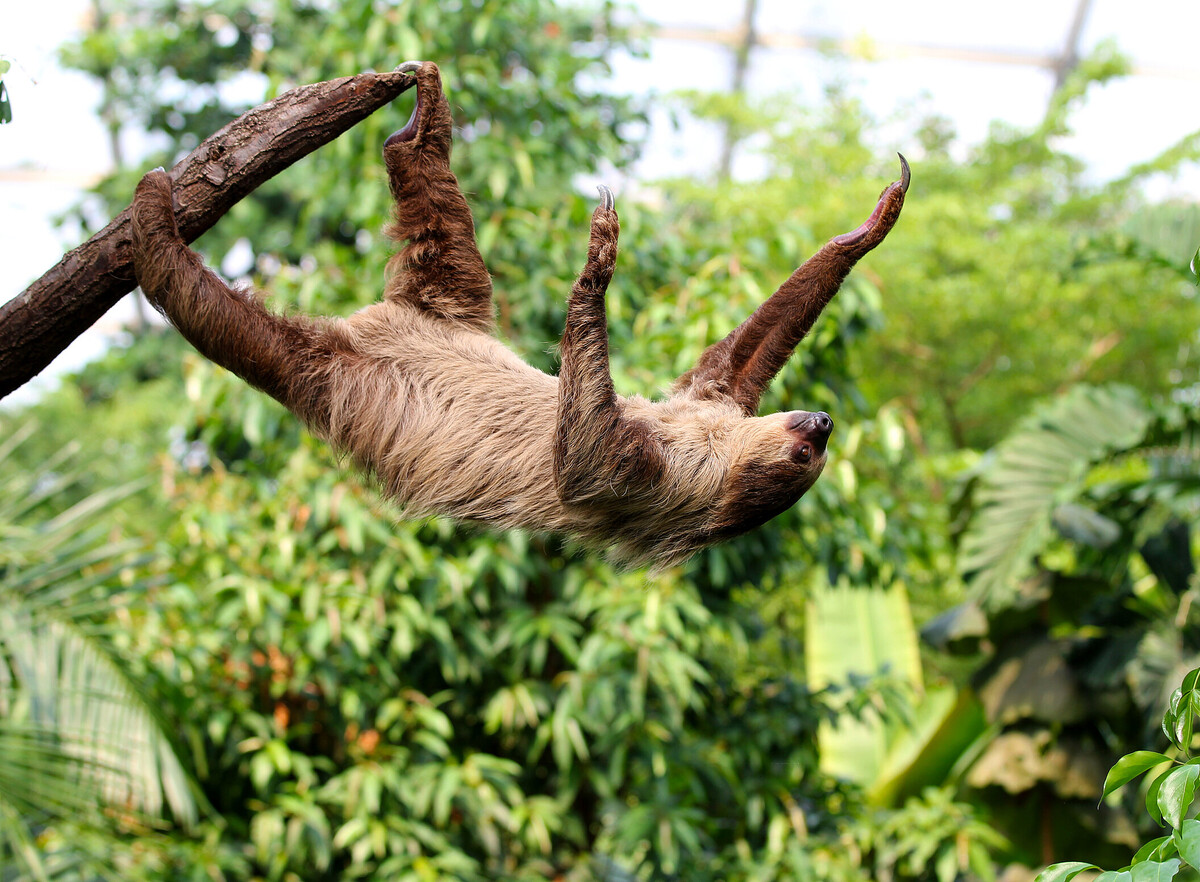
[702,409,833,540]
[631,398,833,554]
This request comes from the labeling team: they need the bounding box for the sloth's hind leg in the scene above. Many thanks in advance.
[381,61,494,332]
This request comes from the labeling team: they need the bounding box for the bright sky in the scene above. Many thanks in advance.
[3,0,1200,399]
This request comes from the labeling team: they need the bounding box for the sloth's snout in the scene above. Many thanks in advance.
[786,410,834,454]
[806,412,834,453]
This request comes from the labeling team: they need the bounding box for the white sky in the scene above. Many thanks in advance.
[3,0,1200,399]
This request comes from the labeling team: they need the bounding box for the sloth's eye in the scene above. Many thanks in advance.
[796,443,813,463]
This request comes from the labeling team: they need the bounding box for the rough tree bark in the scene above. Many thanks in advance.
[0,70,417,401]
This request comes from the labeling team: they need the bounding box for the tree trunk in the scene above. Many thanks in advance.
[0,70,416,400]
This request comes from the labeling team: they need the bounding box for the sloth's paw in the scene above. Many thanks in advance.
[587,185,619,268]
[592,185,618,230]
[132,168,178,231]
[130,168,184,274]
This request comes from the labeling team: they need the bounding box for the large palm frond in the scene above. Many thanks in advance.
[958,384,1151,609]
[0,425,201,877]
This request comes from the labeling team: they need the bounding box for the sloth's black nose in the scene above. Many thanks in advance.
[807,412,833,453]
[811,412,833,441]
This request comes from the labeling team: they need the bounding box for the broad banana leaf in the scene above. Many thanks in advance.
[806,581,922,785]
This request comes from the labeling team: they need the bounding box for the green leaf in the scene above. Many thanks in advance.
[805,581,922,785]
[1128,858,1181,881]
[0,448,200,832]
[1034,862,1101,882]
[959,385,1151,609]
[1159,763,1200,828]
[1176,707,1196,758]
[1132,836,1178,864]
[1149,769,1169,826]
[1173,819,1200,868]
[1181,670,1200,755]
[1121,202,1200,284]
[1165,690,1183,751]
[1103,752,1174,803]
[432,767,460,826]
[513,148,534,190]
[1180,668,1200,697]
[470,11,492,45]
[1167,669,1200,755]
[487,165,509,200]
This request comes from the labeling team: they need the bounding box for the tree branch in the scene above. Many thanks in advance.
[0,70,417,400]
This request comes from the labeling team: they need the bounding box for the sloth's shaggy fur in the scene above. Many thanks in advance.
[130,61,908,566]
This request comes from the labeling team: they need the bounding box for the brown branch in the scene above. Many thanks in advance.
[0,70,416,400]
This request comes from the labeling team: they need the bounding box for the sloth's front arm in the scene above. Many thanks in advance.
[553,186,665,507]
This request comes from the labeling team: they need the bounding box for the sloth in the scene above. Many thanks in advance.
[130,60,908,566]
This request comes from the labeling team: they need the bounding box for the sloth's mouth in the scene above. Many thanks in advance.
[385,88,421,147]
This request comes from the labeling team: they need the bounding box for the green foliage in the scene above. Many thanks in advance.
[859,787,1008,882]
[663,46,1200,461]
[59,0,645,325]
[1037,666,1200,882]
[856,45,1200,450]
[1119,202,1200,285]
[0,428,204,879]
[958,384,1151,610]
[924,381,1200,867]
[805,581,923,787]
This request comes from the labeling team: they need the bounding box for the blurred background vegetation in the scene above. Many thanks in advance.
[3,0,1200,879]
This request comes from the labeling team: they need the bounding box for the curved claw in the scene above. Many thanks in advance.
[831,154,909,248]
[597,185,615,211]
[386,63,428,148]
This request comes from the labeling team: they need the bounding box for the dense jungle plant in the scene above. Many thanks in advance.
[1038,666,1200,882]
[0,427,205,880]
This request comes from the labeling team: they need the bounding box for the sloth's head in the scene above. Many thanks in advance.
[704,408,833,540]
[611,398,835,565]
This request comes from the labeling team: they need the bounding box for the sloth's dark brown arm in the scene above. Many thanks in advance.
[131,170,349,431]
[555,189,662,505]
[677,155,909,414]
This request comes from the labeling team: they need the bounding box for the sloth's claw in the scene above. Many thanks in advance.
[395,61,423,74]
[596,184,614,212]
[831,155,909,248]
